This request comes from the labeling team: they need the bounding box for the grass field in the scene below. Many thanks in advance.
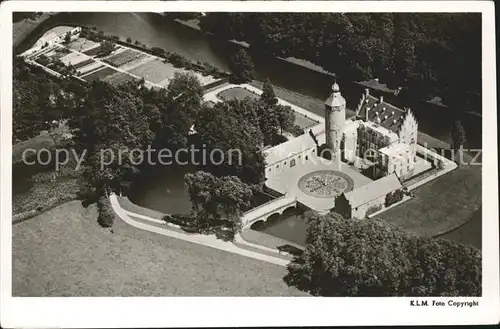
[128,58,178,84]
[377,156,481,241]
[12,201,305,296]
[217,87,260,101]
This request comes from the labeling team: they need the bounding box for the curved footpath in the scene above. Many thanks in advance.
[109,194,290,267]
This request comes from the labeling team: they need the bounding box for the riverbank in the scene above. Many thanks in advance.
[174,17,337,78]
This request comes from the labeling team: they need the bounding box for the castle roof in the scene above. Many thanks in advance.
[342,173,402,208]
[357,95,407,134]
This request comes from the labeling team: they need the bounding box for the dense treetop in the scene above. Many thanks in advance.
[200,13,481,112]
[285,212,482,297]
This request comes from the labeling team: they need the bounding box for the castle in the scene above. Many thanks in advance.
[264,81,418,181]
[262,81,419,218]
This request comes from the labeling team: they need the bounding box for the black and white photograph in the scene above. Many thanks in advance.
[1,1,498,327]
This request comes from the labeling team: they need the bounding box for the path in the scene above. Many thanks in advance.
[110,194,290,267]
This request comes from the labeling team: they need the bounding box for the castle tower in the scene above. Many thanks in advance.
[324,80,346,170]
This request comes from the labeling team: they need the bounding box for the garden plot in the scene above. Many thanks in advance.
[67,38,100,53]
[119,54,153,71]
[77,61,105,75]
[103,48,148,68]
[82,67,119,82]
[72,58,95,70]
[59,51,91,66]
[104,71,138,86]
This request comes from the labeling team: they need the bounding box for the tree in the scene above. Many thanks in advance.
[285,212,481,296]
[451,119,467,150]
[64,32,71,44]
[195,100,266,184]
[152,72,204,150]
[228,48,254,83]
[126,36,132,43]
[260,78,278,106]
[185,171,253,235]
[275,104,296,134]
[200,13,482,114]
[97,197,114,227]
[70,81,156,195]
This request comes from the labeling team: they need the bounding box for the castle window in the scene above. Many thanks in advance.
[290,159,296,167]
[276,165,279,169]
[306,156,309,160]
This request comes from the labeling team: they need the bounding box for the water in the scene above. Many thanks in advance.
[251,210,308,246]
[128,165,195,215]
[19,12,482,248]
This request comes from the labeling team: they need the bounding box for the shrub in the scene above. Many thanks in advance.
[151,47,166,57]
[97,197,114,228]
[385,189,404,207]
[126,36,132,43]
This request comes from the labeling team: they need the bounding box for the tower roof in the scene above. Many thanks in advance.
[325,81,346,107]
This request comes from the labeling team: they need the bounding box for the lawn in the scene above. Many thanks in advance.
[376,157,481,240]
[250,80,357,120]
[217,87,260,101]
[128,58,179,84]
[13,201,306,296]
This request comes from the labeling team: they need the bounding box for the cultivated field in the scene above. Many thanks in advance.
[103,48,148,68]
[104,71,138,86]
[82,67,119,82]
[77,61,105,75]
[12,201,305,296]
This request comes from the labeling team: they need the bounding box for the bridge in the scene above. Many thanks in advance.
[241,195,297,227]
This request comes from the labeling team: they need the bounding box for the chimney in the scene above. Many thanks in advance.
[365,107,370,122]
[379,96,384,103]
[364,88,370,97]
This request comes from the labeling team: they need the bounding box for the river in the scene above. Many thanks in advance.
[17,12,482,249]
